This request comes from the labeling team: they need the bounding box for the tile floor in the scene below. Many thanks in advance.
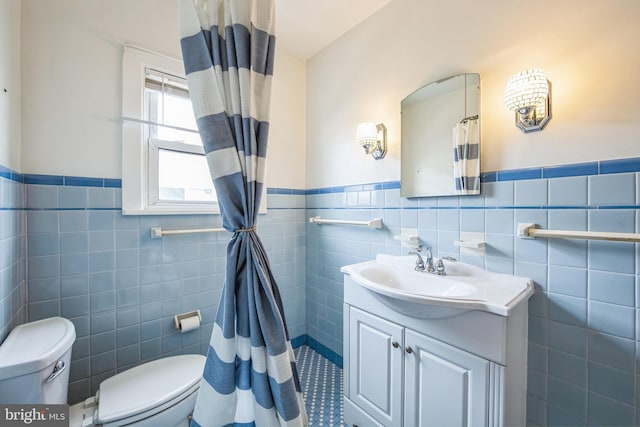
[294,345,344,427]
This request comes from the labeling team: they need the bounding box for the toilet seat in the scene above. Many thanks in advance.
[71,354,205,427]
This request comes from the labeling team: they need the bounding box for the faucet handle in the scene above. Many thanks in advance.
[434,256,456,276]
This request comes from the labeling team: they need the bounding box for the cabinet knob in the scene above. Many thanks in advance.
[405,346,414,354]
[392,341,399,348]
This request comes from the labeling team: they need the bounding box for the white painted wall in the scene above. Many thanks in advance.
[269,50,306,189]
[305,0,640,188]
[0,0,21,171]
[19,0,306,189]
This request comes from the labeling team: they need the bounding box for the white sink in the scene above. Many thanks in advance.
[340,254,533,318]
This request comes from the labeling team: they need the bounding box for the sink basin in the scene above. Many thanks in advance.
[358,265,478,298]
[341,254,533,318]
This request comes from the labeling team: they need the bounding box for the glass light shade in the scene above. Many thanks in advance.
[356,122,379,150]
[504,69,549,112]
[355,122,387,159]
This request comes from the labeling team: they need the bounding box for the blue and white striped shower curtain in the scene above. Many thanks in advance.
[453,118,480,195]
[178,0,308,425]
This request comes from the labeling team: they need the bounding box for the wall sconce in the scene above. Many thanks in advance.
[356,122,387,159]
[504,69,552,133]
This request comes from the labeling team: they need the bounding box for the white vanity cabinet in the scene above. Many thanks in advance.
[404,328,490,427]
[343,274,529,427]
[347,307,404,427]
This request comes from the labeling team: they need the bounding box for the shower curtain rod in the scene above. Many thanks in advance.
[517,223,640,243]
[460,114,479,123]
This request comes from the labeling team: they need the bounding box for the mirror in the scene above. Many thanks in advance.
[401,73,480,198]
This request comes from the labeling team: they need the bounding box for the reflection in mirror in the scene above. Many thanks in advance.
[401,73,480,198]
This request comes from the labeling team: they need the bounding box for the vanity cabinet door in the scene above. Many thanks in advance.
[349,307,404,427]
[404,329,489,427]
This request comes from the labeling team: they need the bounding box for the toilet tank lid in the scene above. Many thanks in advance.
[97,354,206,423]
[0,317,76,380]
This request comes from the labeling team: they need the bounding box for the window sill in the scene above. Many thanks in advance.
[122,205,267,216]
[122,206,221,216]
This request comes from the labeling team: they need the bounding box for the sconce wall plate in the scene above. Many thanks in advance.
[514,81,552,133]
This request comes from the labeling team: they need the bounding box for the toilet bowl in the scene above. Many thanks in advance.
[0,317,206,427]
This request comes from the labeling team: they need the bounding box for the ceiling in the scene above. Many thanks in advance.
[274,0,394,59]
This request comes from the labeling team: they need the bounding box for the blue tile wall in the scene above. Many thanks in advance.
[20,177,306,404]
[8,156,640,425]
[305,159,640,427]
[0,171,27,342]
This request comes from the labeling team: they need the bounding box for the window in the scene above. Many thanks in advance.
[122,45,220,215]
[144,68,216,206]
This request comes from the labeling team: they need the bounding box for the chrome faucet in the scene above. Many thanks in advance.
[409,246,434,273]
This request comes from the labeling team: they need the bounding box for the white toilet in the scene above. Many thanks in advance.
[0,317,206,427]
[0,316,75,404]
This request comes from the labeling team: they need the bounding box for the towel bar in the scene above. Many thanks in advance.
[151,227,227,239]
[517,223,640,243]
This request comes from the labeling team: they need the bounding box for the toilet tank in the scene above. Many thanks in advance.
[0,317,76,404]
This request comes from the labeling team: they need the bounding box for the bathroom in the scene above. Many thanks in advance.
[1,0,639,426]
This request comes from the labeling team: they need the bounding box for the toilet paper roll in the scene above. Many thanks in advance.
[178,315,200,333]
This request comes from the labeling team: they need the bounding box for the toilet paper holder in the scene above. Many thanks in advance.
[174,310,202,331]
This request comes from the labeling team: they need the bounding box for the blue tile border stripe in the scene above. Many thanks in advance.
[599,157,640,175]
[3,156,640,194]
[104,179,123,188]
[308,205,640,211]
[267,187,306,195]
[23,174,64,185]
[0,164,13,181]
[64,176,104,187]
[305,156,640,194]
[21,173,122,188]
[307,181,401,195]
[0,165,124,188]
[498,167,542,181]
[543,162,599,179]
[481,171,498,183]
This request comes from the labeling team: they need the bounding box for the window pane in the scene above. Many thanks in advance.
[144,88,201,146]
[163,92,197,131]
[145,69,190,97]
[155,123,202,147]
[144,68,201,147]
[158,149,216,202]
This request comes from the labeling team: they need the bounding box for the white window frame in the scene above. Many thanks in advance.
[121,45,267,215]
